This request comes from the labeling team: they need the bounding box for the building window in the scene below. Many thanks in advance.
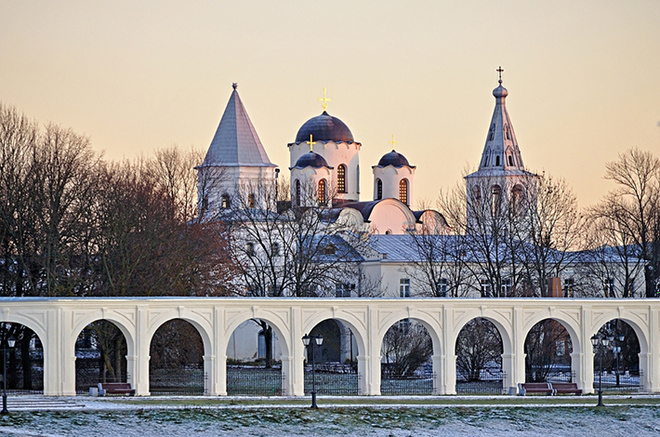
[480,279,492,297]
[399,278,411,297]
[324,244,336,255]
[318,179,326,204]
[604,278,615,297]
[484,155,489,167]
[295,179,301,207]
[246,242,254,256]
[376,178,383,200]
[564,278,574,297]
[201,196,208,211]
[335,283,352,298]
[501,278,512,297]
[491,185,501,217]
[437,278,449,297]
[399,179,409,205]
[271,242,279,256]
[508,155,514,166]
[337,164,346,193]
[495,155,501,166]
[248,193,255,208]
[221,194,230,209]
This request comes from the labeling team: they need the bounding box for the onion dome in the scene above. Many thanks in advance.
[295,111,354,143]
[376,150,413,168]
[291,151,333,169]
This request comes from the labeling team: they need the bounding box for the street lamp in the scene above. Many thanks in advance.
[302,333,323,409]
[591,334,609,407]
[2,336,16,415]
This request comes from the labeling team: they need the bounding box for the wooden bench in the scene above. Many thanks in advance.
[518,382,553,396]
[98,382,135,396]
[551,382,582,395]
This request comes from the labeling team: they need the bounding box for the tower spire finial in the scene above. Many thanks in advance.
[232,82,238,90]
[318,87,331,111]
[496,66,504,84]
[307,134,316,152]
[389,134,398,151]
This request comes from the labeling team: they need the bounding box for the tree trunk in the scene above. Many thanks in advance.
[20,333,32,390]
[264,324,273,369]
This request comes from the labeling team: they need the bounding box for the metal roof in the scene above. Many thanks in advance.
[199,85,275,168]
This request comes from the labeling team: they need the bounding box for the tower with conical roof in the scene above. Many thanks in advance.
[196,83,277,214]
[465,68,537,225]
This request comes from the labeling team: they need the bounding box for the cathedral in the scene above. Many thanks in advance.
[198,73,644,362]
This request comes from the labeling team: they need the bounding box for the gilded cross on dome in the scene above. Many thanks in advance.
[496,66,504,84]
[307,134,316,152]
[389,134,398,151]
[318,87,331,111]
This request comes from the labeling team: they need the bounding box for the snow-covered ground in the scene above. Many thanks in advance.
[1,397,659,436]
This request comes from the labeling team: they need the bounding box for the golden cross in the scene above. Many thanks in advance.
[497,66,504,84]
[389,134,398,150]
[308,134,316,152]
[318,87,331,111]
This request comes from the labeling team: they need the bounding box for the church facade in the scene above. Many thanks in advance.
[197,76,645,361]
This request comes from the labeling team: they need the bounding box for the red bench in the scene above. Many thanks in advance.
[551,382,582,395]
[518,382,553,396]
[98,382,135,396]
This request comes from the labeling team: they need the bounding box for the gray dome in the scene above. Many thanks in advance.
[291,151,332,169]
[377,150,411,168]
[295,111,354,143]
[493,84,508,98]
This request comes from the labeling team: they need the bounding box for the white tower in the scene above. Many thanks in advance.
[196,83,277,214]
[372,140,416,207]
[465,68,537,225]
[288,89,361,204]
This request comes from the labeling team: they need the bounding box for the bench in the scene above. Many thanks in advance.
[551,382,582,396]
[518,382,553,396]
[98,382,135,396]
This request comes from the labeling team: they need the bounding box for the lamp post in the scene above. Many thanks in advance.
[302,333,323,409]
[611,334,624,387]
[2,336,16,415]
[591,334,609,407]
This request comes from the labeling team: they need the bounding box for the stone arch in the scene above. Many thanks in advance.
[453,312,513,357]
[146,312,213,361]
[302,313,367,361]
[224,311,291,359]
[376,310,442,358]
[522,311,582,357]
[71,311,136,360]
[591,317,644,392]
[588,311,648,356]
[0,320,45,394]
[523,316,576,383]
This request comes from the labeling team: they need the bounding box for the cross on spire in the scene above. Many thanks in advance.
[496,66,504,84]
[318,87,331,111]
[307,134,316,152]
[389,134,398,151]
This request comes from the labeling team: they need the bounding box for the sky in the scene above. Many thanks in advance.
[1,1,659,209]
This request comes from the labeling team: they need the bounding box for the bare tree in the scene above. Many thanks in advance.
[456,318,503,382]
[515,173,584,297]
[381,320,432,377]
[596,148,660,297]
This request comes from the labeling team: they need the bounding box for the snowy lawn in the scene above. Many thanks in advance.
[1,398,660,436]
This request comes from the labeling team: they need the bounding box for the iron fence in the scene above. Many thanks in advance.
[150,367,205,395]
[456,369,505,395]
[226,366,282,396]
[381,375,433,395]
[593,370,642,393]
[304,365,359,395]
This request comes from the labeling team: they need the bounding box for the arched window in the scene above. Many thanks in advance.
[295,180,301,207]
[318,179,326,204]
[472,185,482,206]
[337,164,346,193]
[376,178,383,200]
[512,184,525,215]
[221,194,230,209]
[248,193,255,208]
[508,154,514,166]
[484,156,489,167]
[491,185,502,217]
[399,179,409,205]
[495,155,501,166]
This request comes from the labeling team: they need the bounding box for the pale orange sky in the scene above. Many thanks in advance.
[1,1,659,209]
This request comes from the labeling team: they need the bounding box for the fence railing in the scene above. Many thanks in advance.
[226,366,282,396]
